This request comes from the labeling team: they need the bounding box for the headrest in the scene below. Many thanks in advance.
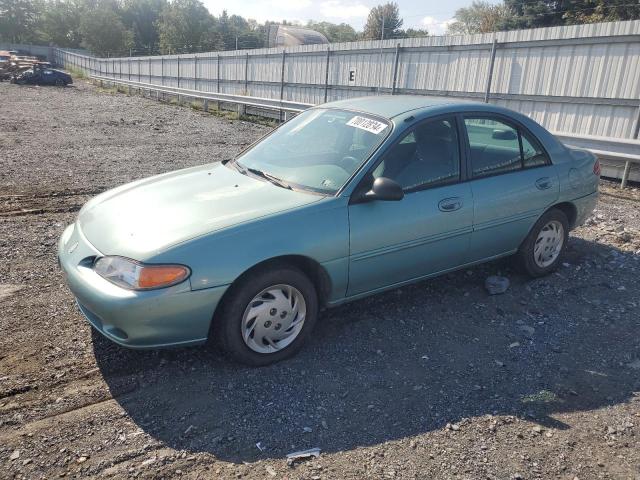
[415,121,452,141]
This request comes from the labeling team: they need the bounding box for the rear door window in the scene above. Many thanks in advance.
[464,117,522,178]
[464,116,551,178]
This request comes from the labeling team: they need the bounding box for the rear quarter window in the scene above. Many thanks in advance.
[521,131,551,168]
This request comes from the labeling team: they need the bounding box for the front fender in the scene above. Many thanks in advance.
[150,197,350,301]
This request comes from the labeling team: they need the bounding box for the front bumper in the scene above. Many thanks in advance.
[58,223,228,349]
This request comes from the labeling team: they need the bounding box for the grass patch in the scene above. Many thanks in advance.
[67,66,88,80]
[239,113,278,127]
[91,83,280,128]
[94,83,119,95]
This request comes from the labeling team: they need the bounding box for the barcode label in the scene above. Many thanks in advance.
[346,116,387,134]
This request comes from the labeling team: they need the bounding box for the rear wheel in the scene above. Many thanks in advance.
[517,209,569,277]
[215,264,318,366]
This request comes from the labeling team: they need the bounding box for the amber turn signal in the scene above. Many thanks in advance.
[138,265,190,289]
[93,256,190,290]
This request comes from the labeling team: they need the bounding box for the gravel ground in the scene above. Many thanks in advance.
[1,80,639,480]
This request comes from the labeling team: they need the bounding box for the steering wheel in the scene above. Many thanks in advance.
[340,156,360,171]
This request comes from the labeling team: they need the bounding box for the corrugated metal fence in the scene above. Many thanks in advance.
[50,21,640,182]
[1,43,55,61]
[54,20,640,142]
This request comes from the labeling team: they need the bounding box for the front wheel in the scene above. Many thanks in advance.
[517,209,569,277]
[214,264,318,366]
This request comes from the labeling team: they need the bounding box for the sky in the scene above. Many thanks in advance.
[202,0,492,35]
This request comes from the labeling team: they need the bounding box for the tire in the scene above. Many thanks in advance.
[214,264,318,366]
[517,208,569,278]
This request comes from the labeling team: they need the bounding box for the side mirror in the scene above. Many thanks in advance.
[363,177,404,202]
[492,129,517,140]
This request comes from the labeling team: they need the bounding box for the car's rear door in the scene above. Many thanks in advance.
[463,115,559,261]
[347,115,473,296]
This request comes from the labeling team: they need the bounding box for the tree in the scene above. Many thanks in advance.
[501,0,564,29]
[79,5,133,56]
[500,0,640,30]
[0,0,43,43]
[306,20,358,43]
[562,0,640,25]
[122,0,167,54]
[448,1,514,34]
[401,27,429,38]
[40,0,83,48]
[157,0,221,53]
[363,2,403,40]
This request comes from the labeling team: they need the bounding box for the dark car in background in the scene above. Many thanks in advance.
[11,67,73,86]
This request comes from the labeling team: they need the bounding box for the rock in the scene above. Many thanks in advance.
[286,448,321,466]
[265,465,277,477]
[519,325,536,337]
[627,359,640,370]
[509,342,521,348]
[303,426,312,433]
[485,276,510,295]
[532,425,543,434]
[0,284,23,302]
[9,450,20,460]
[77,456,88,463]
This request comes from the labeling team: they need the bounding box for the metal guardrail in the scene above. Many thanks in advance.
[90,74,313,114]
[554,133,640,188]
[91,74,639,187]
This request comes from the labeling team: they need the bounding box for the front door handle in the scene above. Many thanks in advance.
[438,197,463,212]
[535,177,552,190]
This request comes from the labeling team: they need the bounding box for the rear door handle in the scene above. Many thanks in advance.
[535,177,552,190]
[438,197,463,212]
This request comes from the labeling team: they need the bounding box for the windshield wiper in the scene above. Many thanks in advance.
[246,167,293,190]
[232,161,247,174]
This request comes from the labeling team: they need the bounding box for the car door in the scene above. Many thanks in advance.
[463,115,559,261]
[41,70,55,85]
[347,116,473,296]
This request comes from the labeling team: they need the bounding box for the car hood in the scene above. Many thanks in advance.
[78,162,323,260]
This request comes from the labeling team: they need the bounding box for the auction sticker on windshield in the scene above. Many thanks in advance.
[346,116,388,134]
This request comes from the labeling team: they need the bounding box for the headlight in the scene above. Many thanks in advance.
[93,256,190,290]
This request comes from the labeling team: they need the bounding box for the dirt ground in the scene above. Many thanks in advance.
[1,80,639,480]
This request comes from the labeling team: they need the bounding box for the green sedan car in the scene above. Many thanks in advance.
[58,96,599,365]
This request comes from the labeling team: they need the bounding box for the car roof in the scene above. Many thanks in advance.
[318,95,513,119]
[321,95,484,119]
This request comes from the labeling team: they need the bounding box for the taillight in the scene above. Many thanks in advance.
[593,159,601,176]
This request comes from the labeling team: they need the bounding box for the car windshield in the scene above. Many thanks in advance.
[232,108,391,194]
